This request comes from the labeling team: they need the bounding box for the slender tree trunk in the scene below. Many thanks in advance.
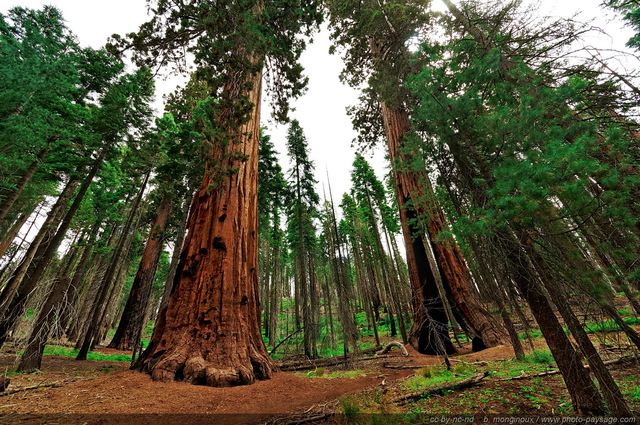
[508,230,605,415]
[268,242,281,346]
[76,172,149,360]
[0,211,31,261]
[540,276,632,416]
[159,191,195,311]
[0,145,109,347]
[16,277,69,372]
[133,67,275,386]
[0,202,45,284]
[0,179,78,310]
[55,229,99,340]
[109,192,173,351]
[0,147,49,225]
[325,184,358,354]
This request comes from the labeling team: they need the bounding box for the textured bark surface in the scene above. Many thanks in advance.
[379,100,454,356]
[134,68,276,387]
[0,210,31,260]
[17,277,70,372]
[509,230,605,415]
[366,30,504,352]
[108,192,173,351]
[0,147,48,225]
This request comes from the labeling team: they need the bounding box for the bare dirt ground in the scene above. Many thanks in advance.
[0,343,637,425]
[0,344,507,424]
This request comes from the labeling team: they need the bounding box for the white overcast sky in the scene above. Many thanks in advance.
[2,0,636,207]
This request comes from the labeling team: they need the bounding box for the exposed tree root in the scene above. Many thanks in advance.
[377,341,408,356]
[144,346,275,386]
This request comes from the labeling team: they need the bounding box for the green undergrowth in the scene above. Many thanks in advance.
[403,349,556,392]
[34,345,132,362]
[518,316,640,341]
[489,350,556,379]
[403,363,478,391]
[583,317,640,334]
[302,368,367,379]
[518,329,543,340]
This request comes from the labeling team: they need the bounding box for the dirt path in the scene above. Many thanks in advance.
[0,344,528,424]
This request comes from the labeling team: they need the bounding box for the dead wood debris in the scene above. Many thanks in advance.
[391,372,489,405]
[277,347,408,372]
[498,355,637,382]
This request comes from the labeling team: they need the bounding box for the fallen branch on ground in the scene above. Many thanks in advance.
[270,328,304,356]
[498,355,637,382]
[382,361,413,370]
[277,347,392,371]
[450,359,488,366]
[392,372,488,405]
[0,380,69,396]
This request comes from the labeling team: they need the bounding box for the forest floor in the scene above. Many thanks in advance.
[0,340,638,425]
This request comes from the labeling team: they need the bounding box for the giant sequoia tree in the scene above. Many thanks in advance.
[327,0,506,355]
[111,0,321,386]
[405,0,639,415]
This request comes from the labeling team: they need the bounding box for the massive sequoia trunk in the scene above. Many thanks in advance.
[133,67,275,386]
[379,100,454,355]
[108,192,173,351]
[380,98,505,353]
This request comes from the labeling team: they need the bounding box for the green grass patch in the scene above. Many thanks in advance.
[300,368,366,379]
[522,350,555,365]
[518,329,543,340]
[40,345,131,362]
[583,317,640,334]
[489,350,555,379]
[403,364,476,391]
[339,396,361,423]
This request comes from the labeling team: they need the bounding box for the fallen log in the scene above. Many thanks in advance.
[277,347,384,372]
[382,361,413,370]
[498,355,636,382]
[391,372,488,405]
[0,380,67,396]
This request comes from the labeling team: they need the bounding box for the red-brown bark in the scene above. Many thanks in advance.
[379,100,454,355]
[0,147,49,225]
[134,67,275,386]
[0,210,31,260]
[368,35,505,352]
[108,192,173,351]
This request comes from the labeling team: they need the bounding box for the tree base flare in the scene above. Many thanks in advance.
[138,346,276,387]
